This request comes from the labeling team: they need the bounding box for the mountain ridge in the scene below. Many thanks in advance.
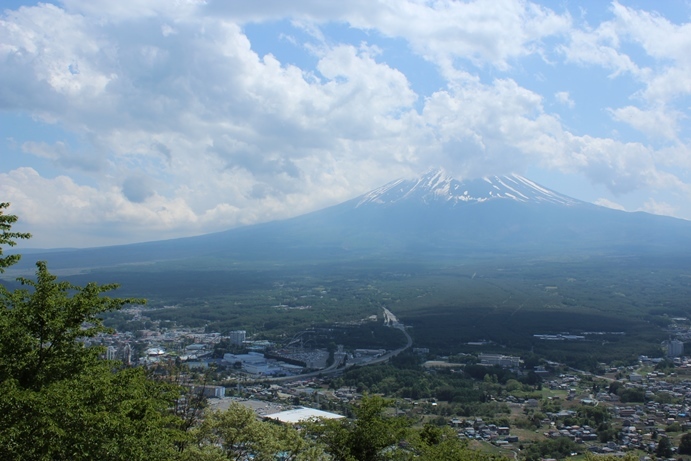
[356,169,581,208]
[5,169,691,272]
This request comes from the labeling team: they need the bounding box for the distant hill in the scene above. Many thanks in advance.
[8,168,691,272]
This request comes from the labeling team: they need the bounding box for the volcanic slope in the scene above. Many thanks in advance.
[9,168,691,271]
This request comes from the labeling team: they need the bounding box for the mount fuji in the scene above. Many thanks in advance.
[9,169,691,271]
[356,169,579,208]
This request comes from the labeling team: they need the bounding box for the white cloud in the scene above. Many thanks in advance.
[0,3,115,114]
[594,198,625,211]
[560,22,645,79]
[419,76,682,196]
[21,141,105,171]
[640,198,677,217]
[559,2,691,142]
[21,141,64,160]
[0,3,429,245]
[554,91,574,108]
[59,0,202,22]
[1,1,691,247]
[204,0,571,71]
[609,105,681,140]
[345,0,572,72]
[0,168,198,243]
[610,3,690,57]
[653,145,691,170]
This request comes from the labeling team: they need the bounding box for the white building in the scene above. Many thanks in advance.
[223,352,282,375]
[122,343,132,365]
[224,352,265,365]
[229,330,246,346]
[478,353,521,368]
[146,347,165,356]
[106,345,117,361]
[263,407,344,424]
[189,385,226,398]
[667,339,684,358]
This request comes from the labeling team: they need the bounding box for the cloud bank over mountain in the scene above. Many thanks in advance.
[1,1,689,247]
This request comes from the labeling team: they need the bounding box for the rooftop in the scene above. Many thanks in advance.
[263,407,344,424]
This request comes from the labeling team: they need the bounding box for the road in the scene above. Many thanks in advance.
[368,307,413,364]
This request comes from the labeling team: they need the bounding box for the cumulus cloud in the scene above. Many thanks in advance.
[21,141,105,171]
[0,167,210,246]
[122,176,154,203]
[0,1,690,246]
[594,198,625,211]
[554,91,574,108]
[640,198,677,217]
[418,76,678,196]
[608,2,691,103]
[560,1,691,142]
[609,105,681,140]
[0,4,416,216]
[560,22,644,79]
[344,0,571,73]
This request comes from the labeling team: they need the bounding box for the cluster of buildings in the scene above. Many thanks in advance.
[267,348,331,369]
[422,353,524,371]
[617,372,691,406]
[222,352,311,376]
[587,399,691,454]
[533,331,626,342]
[533,333,585,341]
[537,364,691,454]
[452,419,519,445]
[477,353,521,369]
[92,305,397,383]
[93,326,256,366]
[544,424,599,442]
[101,334,335,378]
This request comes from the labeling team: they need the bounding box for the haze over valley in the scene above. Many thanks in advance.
[5,169,691,369]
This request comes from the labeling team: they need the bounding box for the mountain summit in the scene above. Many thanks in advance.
[357,169,579,208]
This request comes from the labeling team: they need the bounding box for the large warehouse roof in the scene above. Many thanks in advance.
[263,407,344,424]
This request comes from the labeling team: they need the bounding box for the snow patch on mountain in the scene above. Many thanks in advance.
[356,169,580,208]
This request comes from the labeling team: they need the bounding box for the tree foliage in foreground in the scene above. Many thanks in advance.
[180,402,329,461]
[0,204,179,460]
[520,437,578,461]
[306,395,410,461]
[306,395,506,461]
[0,259,184,460]
[0,202,30,272]
[0,261,144,389]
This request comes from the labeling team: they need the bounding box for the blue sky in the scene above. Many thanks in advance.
[1,0,690,248]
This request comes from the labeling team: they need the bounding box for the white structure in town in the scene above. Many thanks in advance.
[263,407,344,424]
[229,330,246,346]
[665,339,684,358]
[478,353,521,368]
[223,352,283,376]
